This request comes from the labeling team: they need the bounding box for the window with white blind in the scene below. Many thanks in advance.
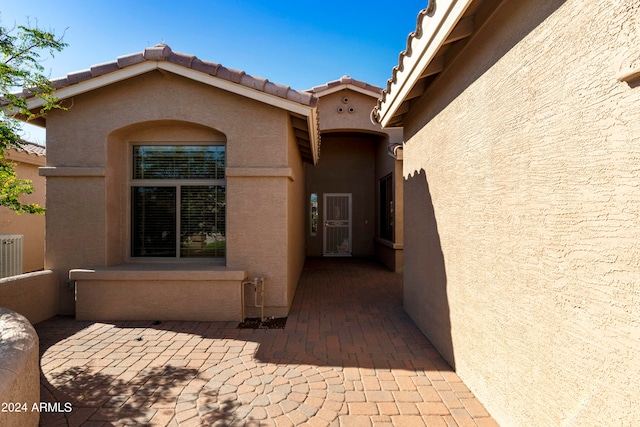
[131,145,226,259]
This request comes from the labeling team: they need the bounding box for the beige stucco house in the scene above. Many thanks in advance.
[0,142,46,274]
[19,44,402,322]
[373,0,639,426]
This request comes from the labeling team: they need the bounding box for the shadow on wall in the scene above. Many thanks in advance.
[403,169,454,369]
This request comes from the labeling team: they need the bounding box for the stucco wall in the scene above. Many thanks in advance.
[0,149,45,273]
[286,118,306,311]
[44,71,303,318]
[317,89,386,134]
[72,267,247,321]
[0,271,57,325]
[402,1,640,426]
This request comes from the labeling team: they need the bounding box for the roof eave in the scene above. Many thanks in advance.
[376,0,475,128]
[314,83,381,99]
[309,108,320,165]
[24,61,316,118]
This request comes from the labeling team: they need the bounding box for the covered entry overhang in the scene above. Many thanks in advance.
[305,77,404,271]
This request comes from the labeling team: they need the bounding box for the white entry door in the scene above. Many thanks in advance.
[323,193,352,256]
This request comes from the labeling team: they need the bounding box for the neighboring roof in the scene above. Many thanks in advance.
[18,44,320,164]
[373,0,502,128]
[14,141,46,157]
[4,141,46,166]
[309,76,382,98]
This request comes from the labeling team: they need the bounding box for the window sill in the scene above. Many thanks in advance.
[70,263,247,281]
[374,237,403,250]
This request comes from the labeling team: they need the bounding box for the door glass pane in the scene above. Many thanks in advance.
[131,187,176,257]
[180,185,226,258]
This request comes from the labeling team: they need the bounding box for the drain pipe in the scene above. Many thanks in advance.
[255,277,265,322]
[241,277,266,321]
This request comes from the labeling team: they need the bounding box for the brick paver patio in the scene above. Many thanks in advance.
[36,258,498,426]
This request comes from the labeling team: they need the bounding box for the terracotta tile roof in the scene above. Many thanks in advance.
[15,141,46,157]
[28,44,317,108]
[309,76,382,95]
[373,0,489,127]
[373,6,435,125]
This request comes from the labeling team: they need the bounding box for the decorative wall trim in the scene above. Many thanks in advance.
[226,167,295,181]
[39,167,105,177]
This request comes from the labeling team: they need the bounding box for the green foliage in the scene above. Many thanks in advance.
[0,18,67,214]
[0,159,42,214]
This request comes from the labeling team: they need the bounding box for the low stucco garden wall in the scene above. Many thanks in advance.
[0,270,57,325]
[0,307,40,427]
[71,266,248,321]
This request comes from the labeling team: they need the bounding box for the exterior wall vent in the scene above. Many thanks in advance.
[0,235,23,278]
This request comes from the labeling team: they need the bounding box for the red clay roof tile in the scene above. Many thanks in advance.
[90,61,120,77]
[39,44,318,109]
[264,81,290,99]
[308,75,382,96]
[116,52,145,68]
[14,141,46,157]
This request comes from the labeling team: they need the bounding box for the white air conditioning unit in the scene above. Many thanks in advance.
[0,234,23,278]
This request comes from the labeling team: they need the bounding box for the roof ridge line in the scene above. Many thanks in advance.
[36,44,317,108]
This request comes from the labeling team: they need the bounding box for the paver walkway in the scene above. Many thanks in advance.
[36,258,498,426]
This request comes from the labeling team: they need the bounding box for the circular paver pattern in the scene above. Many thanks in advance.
[196,359,340,425]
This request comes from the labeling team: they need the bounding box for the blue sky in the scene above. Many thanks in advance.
[2,0,426,144]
